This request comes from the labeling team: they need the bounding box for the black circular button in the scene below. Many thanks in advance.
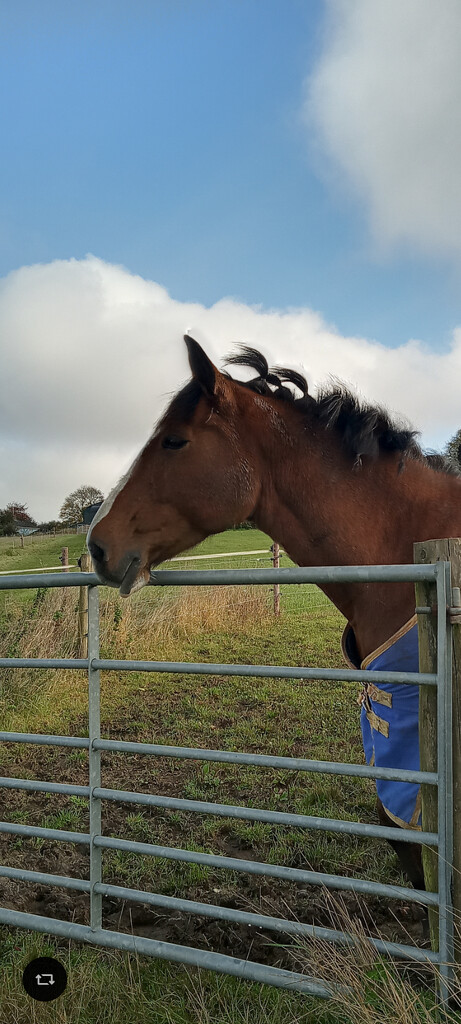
[22,956,67,1001]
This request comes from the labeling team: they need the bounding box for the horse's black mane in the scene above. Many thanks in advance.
[165,345,459,475]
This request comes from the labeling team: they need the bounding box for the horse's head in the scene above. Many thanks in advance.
[87,336,261,595]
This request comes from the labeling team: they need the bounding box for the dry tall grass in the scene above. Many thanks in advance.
[0,583,272,730]
[283,891,461,1023]
[101,584,271,659]
[0,587,79,660]
[0,583,271,663]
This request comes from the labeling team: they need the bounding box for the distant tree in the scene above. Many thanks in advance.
[444,428,461,468]
[6,502,36,525]
[59,485,104,525]
[0,508,17,536]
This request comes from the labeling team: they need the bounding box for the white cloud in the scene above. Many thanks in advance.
[0,255,460,520]
[306,0,461,256]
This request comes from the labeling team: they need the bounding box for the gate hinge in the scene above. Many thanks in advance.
[416,592,461,623]
[448,587,461,624]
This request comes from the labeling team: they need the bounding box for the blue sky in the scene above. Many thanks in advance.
[1,0,460,350]
[2,0,461,519]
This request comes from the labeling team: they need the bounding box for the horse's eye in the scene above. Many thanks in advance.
[162,435,189,450]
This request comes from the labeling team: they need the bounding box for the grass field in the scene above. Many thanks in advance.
[0,531,457,1023]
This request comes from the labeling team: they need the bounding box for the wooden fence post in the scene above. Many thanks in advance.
[60,547,69,572]
[414,538,461,971]
[271,542,280,616]
[77,552,91,658]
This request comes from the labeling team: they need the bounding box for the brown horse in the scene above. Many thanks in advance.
[88,335,461,890]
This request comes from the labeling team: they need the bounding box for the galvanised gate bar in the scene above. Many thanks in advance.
[0,562,455,1001]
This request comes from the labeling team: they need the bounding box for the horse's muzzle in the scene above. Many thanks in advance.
[88,540,142,594]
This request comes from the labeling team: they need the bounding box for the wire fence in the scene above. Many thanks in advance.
[164,548,331,616]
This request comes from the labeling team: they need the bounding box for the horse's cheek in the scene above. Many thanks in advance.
[167,459,250,531]
[209,461,255,521]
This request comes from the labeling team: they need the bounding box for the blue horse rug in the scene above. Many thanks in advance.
[342,616,421,829]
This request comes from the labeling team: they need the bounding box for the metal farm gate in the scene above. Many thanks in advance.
[0,562,455,1001]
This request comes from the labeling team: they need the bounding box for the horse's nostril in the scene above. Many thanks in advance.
[88,540,106,565]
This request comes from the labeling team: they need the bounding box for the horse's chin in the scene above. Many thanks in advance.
[119,567,150,598]
[118,551,178,596]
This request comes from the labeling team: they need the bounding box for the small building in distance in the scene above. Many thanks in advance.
[14,522,39,536]
[79,502,104,533]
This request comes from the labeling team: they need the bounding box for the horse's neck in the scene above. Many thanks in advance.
[253,428,461,661]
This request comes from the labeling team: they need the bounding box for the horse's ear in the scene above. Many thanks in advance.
[185,335,235,408]
[184,335,218,399]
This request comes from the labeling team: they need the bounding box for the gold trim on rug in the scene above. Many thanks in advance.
[361,614,417,670]
[382,788,422,831]
[409,788,422,828]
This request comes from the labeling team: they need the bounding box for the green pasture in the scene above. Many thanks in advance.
[0,526,274,570]
[0,531,454,1023]
[0,532,85,571]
